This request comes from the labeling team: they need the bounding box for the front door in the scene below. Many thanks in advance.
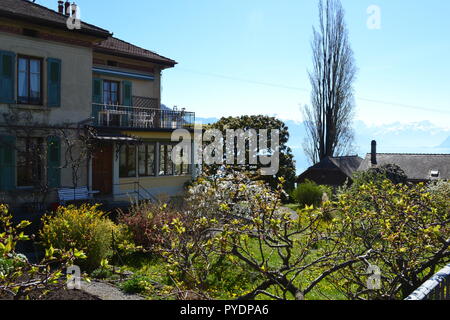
[92,144,113,195]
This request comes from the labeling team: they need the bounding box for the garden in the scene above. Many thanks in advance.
[1,166,449,300]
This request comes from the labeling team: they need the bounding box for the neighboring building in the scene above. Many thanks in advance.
[358,141,450,183]
[0,0,195,210]
[297,155,363,188]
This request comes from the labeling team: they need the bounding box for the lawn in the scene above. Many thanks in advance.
[112,234,346,300]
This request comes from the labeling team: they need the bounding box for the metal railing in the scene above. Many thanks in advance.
[133,96,159,109]
[113,181,158,203]
[92,103,195,130]
[405,264,450,300]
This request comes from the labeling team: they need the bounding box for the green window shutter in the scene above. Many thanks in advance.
[0,51,16,104]
[47,136,61,188]
[92,78,103,123]
[47,58,61,107]
[92,78,103,104]
[122,80,132,106]
[0,135,16,191]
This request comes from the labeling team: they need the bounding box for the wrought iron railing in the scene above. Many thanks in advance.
[92,103,195,130]
[405,264,450,300]
[113,181,158,203]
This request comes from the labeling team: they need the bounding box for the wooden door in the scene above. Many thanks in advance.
[92,144,113,195]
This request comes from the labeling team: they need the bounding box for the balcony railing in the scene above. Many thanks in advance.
[92,102,195,130]
[405,264,450,300]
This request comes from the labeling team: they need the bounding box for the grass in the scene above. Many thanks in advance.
[285,203,302,211]
[111,236,345,300]
[109,203,345,300]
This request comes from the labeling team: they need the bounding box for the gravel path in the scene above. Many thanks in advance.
[80,280,145,300]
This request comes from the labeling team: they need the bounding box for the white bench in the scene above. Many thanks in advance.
[57,187,99,205]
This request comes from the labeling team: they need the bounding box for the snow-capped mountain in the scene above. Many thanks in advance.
[195,116,450,174]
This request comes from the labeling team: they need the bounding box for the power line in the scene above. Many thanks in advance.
[355,97,449,114]
[177,67,309,92]
[176,67,450,115]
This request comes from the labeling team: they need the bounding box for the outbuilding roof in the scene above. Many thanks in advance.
[358,153,450,181]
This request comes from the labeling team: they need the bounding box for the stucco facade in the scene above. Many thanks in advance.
[0,1,194,211]
[0,20,97,125]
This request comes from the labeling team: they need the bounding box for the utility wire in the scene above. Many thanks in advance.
[176,67,450,115]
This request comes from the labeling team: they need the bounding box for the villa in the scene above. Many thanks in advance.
[0,0,195,212]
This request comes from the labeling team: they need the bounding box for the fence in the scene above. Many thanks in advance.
[405,264,450,300]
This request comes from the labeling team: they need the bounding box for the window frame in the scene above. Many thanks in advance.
[103,80,120,105]
[159,143,174,176]
[119,144,137,178]
[138,143,156,177]
[17,55,43,105]
[16,137,44,188]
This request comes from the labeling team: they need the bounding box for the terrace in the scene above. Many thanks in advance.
[92,97,195,130]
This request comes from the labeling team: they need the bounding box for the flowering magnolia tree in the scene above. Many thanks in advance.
[328,180,450,300]
[158,169,372,300]
[0,205,85,300]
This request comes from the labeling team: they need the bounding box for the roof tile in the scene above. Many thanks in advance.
[358,153,450,181]
[95,37,176,66]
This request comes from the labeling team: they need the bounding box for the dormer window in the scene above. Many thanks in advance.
[430,170,440,178]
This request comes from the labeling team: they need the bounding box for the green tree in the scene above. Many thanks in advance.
[209,115,297,194]
[303,0,357,164]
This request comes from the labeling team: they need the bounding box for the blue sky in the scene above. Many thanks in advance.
[40,0,450,127]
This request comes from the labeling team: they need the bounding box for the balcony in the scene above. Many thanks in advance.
[92,97,195,130]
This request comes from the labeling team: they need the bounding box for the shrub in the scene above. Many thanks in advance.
[40,204,118,272]
[351,164,408,188]
[119,201,181,252]
[291,180,331,208]
[120,274,153,294]
[0,257,14,276]
[427,180,450,214]
[0,204,81,300]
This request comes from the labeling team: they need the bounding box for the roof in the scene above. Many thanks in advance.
[95,37,177,67]
[299,156,363,179]
[90,130,141,143]
[0,0,111,38]
[358,153,450,181]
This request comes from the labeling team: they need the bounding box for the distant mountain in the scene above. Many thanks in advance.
[439,136,450,148]
[195,117,450,174]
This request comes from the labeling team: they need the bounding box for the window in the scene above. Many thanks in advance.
[159,144,174,176]
[17,137,43,187]
[103,80,120,105]
[174,147,191,176]
[119,145,136,178]
[18,56,42,105]
[431,170,440,178]
[138,144,156,177]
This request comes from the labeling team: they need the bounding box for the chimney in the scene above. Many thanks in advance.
[371,140,377,165]
[58,1,64,14]
[71,2,78,17]
[64,1,71,16]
